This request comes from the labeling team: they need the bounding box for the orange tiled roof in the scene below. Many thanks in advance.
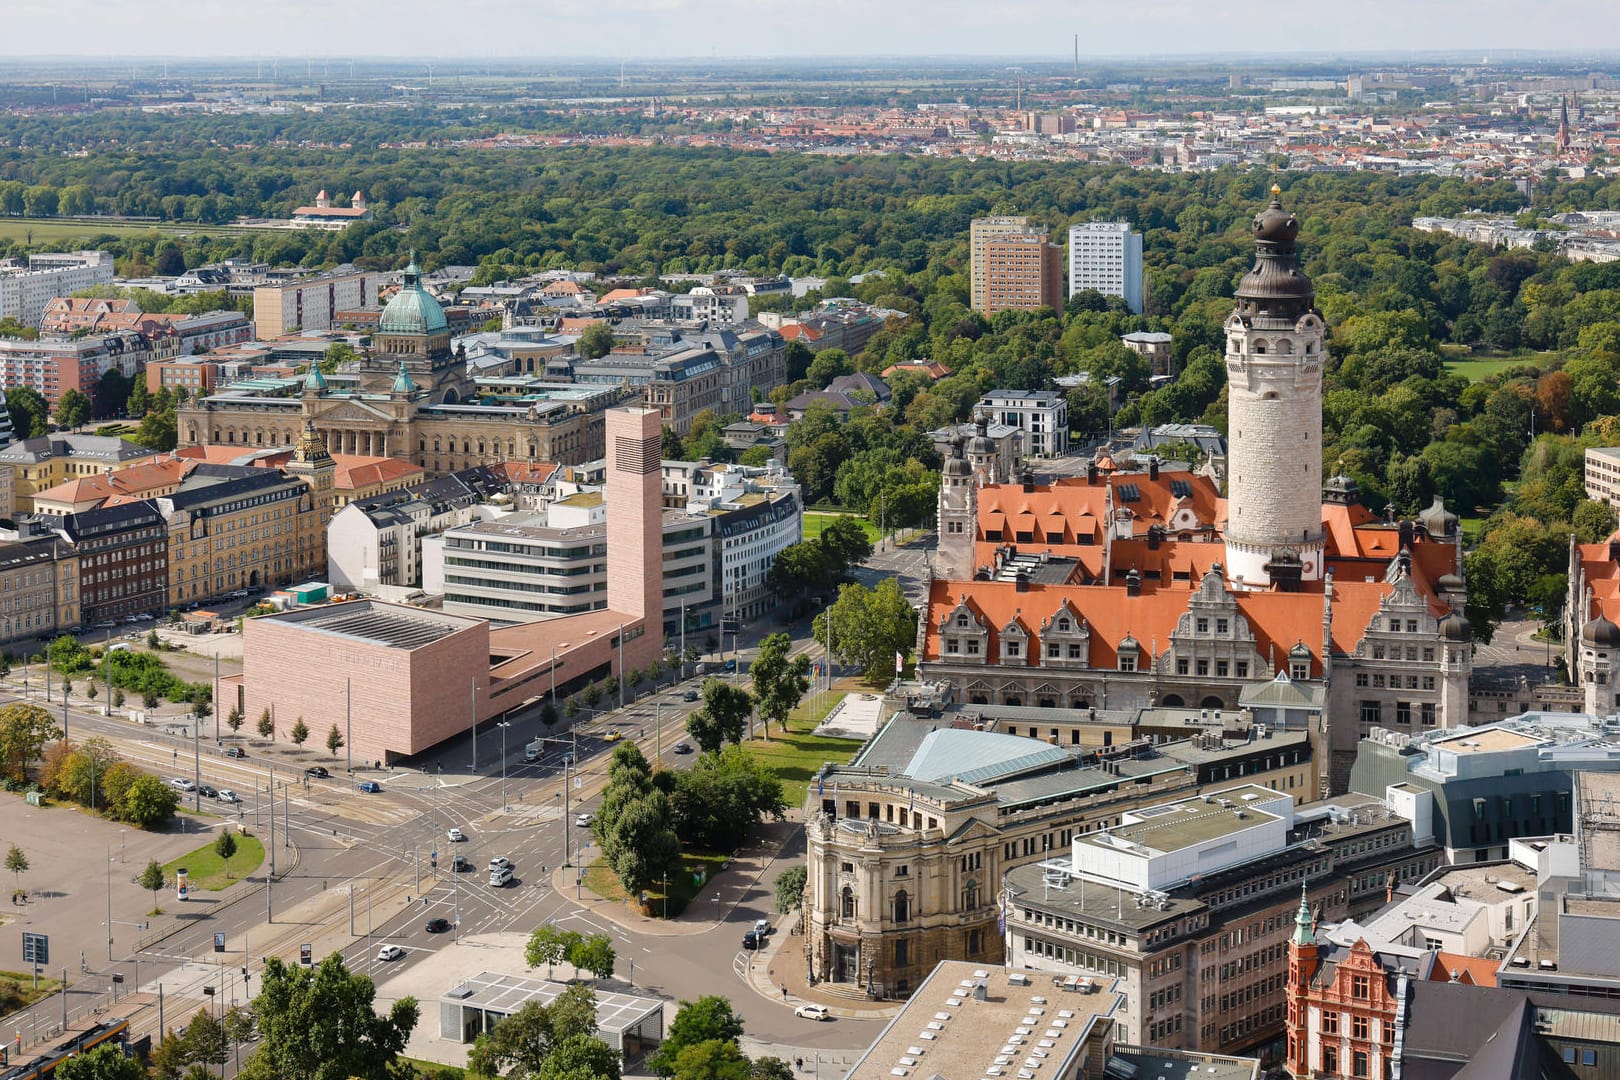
[331,456,424,492]
[1429,952,1498,988]
[33,456,191,506]
[490,461,559,485]
[598,288,651,303]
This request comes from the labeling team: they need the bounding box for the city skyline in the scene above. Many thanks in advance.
[10,1,1620,60]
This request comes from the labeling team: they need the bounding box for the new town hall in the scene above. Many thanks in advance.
[919,188,1473,794]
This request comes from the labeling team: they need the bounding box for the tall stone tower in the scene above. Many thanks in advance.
[936,436,977,580]
[286,417,337,529]
[1224,186,1326,588]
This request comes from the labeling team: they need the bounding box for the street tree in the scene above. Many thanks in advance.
[239,954,418,1080]
[53,388,92,430]
[774,866,807,915]
[118,773,180,829]
[537,1034,622,1080]
[605,792,681,898]
[816,514,874,567]
[566,933,616,979]
[750,632,809,738]
[670,744,786,851]
[325,725,344,756]
[466,983,599,1080]
[577,321,615,359]
[226,707,244,734]
[214,829,238,870]
[0,702,61,783]
[289,717,309,747]
[812,578,917,681]
[4,845,26,894]
[182,1007,230,1069]
[257,708,274,739]
[650,996,746,1076]
[668,1040,752,1080]
[54,1043,148,1080]
[139,858,166,913]
[525,925,582,980]
[685,680,753,754]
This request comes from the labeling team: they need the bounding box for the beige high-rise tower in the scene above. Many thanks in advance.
[1223,187,1327,589]
[604,406,664,671]
[970,216,1038,314]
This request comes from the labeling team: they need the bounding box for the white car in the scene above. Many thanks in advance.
[575,813,593,828]
[794,1003,830,1021]
[754,918,771,936]
[376,944,404,962]
[488,857,512,872]
[216,789,240,804]
[170,777,196,792]
[446,827,466,843]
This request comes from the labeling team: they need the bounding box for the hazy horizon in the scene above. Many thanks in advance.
[10,1,1620,61]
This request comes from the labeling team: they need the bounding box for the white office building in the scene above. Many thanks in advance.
[0,252,115,327]
[1067,221,1144,314]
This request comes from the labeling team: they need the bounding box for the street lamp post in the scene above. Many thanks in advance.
[498,721,510,810]
[470,678,478,771]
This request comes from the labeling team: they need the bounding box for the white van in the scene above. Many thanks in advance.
[489,866,513,888]
[523,740,543,763]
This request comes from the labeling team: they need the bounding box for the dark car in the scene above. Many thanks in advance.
[224,746,246,759]
[425,917,451,934]
[304,766,330,779]
[357,780,381,793]
[683,689,699,702]
[742,930,762,950]
[673,742,694,754]
[451,855,472,872]
[198,784,217,799]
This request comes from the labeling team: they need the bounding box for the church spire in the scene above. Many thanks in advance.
[1292,884,1316,946]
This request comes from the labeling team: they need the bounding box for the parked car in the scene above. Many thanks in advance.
[794,1003,830,1021]
[304,766,329,779]
[356,780,381,793]
[198,784,217,799]
[683,689,700,702]
[742,930,762,950]
[754,918,771,936]
[224,747,246,759]
[216,789,240,804]
[375,944,404,962]
[672,742,693,755]
[170,778,196,792]
[425,918,451,934]
[446,827,466,843]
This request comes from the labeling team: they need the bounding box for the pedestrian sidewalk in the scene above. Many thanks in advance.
[741,911,903,1021]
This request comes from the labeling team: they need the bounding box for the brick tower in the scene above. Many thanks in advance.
[605,406,665,673]
[1224,185,1327,588]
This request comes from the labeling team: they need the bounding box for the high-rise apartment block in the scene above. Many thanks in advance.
[971,216,1055,314]
[0,252,115,328]
[982,231,1063,316]
[252,269,383,339]
[1067,221,1144,313]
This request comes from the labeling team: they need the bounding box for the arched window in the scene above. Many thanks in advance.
[1201,695,1225,709]
[894,890,910,923]
[841,886,855,920]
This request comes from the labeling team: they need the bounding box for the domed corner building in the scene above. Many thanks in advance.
[176,254,627,472]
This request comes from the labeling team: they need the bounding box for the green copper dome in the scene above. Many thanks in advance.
[391,360,416,395]
[303,364,328,392]
[378,255,449,336]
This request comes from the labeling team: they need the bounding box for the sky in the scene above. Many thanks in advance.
[8,0,1620,59]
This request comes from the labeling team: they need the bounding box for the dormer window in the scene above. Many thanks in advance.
[956,615,969,627]
[1058,618,1071,632]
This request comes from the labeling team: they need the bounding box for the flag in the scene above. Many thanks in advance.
[817,773,824,800]
[997,892,1007,934]
[908,785,915,816]
[895,650,904,675]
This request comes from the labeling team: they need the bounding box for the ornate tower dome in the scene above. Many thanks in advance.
[1223,185,1327,589]
[379,255,450,337]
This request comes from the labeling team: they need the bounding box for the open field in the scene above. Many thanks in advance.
[0,217,263,244]
[1441,351,1557,383]
[747,699,865,806]
[162,833,265,892]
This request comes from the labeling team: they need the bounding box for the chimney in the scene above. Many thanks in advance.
[1398,520,1414,551]
[1609,537,1620,564]
[1126,569,1141,597]
[1015,571,1029,593]
[1148,457,1159,481]
[1086,463,1098,485]
[972,980,988,1002]
[1022,470,1035,493]
[1147,525,1163,551]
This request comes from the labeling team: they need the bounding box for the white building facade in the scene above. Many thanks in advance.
[1067,222,1144,314]
[0,252,115,328]
[978,389,1069,457]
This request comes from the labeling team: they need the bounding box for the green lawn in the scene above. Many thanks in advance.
[748,699,865,805]
[163,834,265,892]
[584,848,731,918]
[397,1058,464,1080]
[1442,352,1556,383]
[803,511,881,544]
[0,217,257,244]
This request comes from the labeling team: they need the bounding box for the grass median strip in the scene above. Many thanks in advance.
[162,834,265,891]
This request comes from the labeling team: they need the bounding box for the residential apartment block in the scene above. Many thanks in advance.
[61,500,169,624]
[1583,445,1620,507]
[1067,221,1144,313]
[0,332,162,407]
[0,531,79,645]
[252,268,383,339]
[0,434,160,516]
[970,216,1041,314]
[978,389,1069,457]
[0,252,115,327]
[982,231,1064,316]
